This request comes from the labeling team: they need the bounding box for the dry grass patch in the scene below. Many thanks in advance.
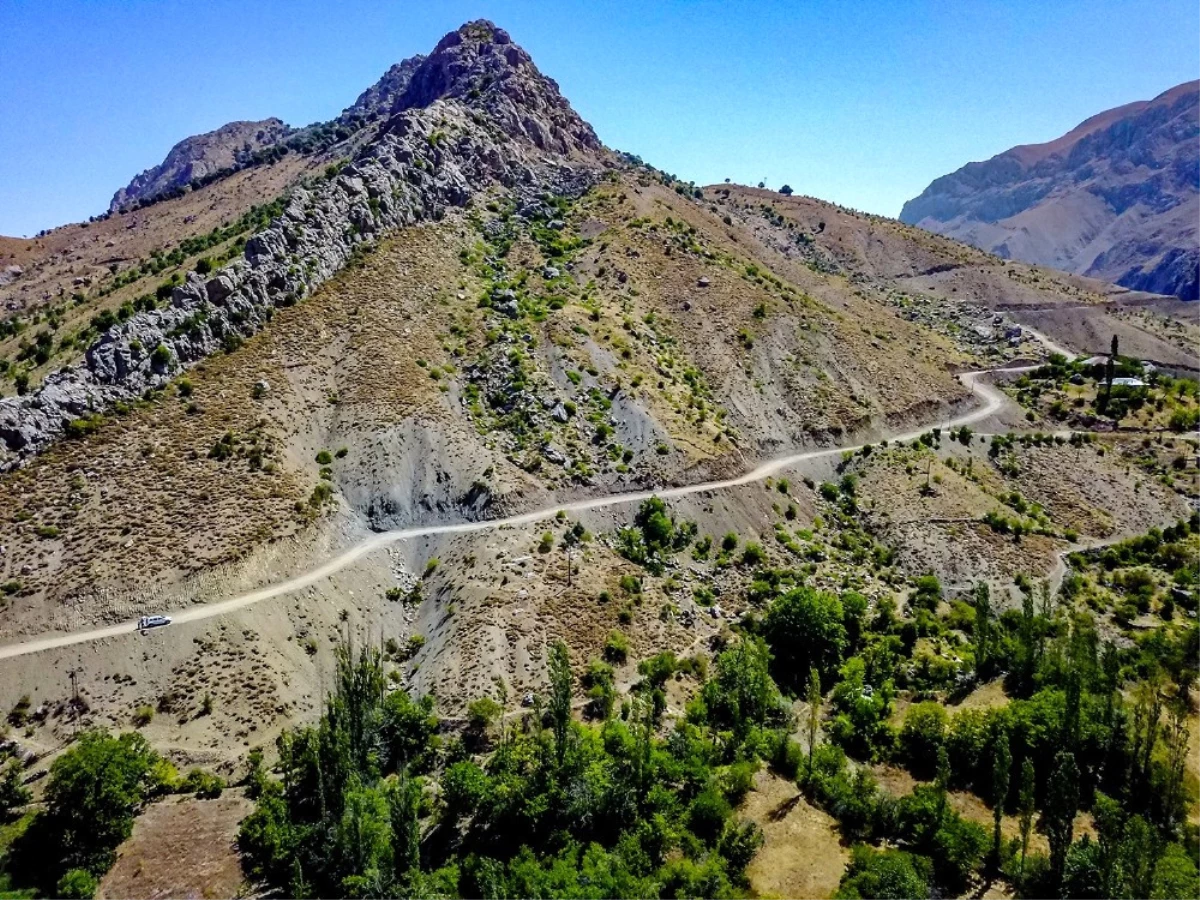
[740,769,848,900]
[96,791,253,900]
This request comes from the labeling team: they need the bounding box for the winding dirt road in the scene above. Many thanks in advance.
[0,368,1023,662]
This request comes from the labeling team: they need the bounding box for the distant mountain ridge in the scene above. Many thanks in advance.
[108,52,429,214]
[109,118,293,212]
[900,81,1199,300]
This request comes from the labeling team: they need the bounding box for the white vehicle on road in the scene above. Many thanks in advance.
[138,615,172,631]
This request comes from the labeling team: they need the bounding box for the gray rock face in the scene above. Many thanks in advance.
[2,21,609,470]
[109,118,293,212]
[339,55,426,124]
[900,81,1199,300]
[393,21,601,157]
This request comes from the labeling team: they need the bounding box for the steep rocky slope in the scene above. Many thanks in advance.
[338,55,425,124]
[109,118,294,212]
[1,20,608,468]
[901,81,1199,299]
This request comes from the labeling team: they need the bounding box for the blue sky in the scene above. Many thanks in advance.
[1,0,1196,235]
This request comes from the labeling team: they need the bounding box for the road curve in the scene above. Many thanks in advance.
[0,368,1023,662]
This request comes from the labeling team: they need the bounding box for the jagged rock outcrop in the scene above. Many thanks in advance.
[3,20,609,470]
[339,55,426,123]
[109,118,293,212]
[394,22,602,157]
[900,81,1199,300]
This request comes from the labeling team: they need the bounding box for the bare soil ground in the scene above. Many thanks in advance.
[96,791,252,900]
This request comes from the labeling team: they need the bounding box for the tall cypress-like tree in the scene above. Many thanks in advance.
[973,582,993,679]
[1018,758,1036,878]
[548,640,573,762]
[805,666,822,781]
[991,726,1012,869]
[1017,582,1038,694]
[1100,333,1119,414]
[934,744,951,836]
[1046,750,1080,887]
[1063,668,1082,751]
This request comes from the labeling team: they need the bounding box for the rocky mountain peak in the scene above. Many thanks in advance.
[2,20,610,469]
[389,20,602,156]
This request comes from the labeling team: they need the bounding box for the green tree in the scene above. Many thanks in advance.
[806,666,822,779]
[763,586,847,690]
[698,638,783,739]
[387,774,422,881]
[912,574,943,612]
[0,757,31,817]
[1045,750,1080,888]
[548,640,573,760]
[991,725,1011,870]
[1018,758,1036,878]
[835,845,931,900]
[899,701,947,778]
[44,730,158,873]
[335,784,393,896]
[1015,581,1040,694]
[380,689,438,774]
[56,868,98,899]
[466,696,502,733]
[1151,843,1200,900]
[1097,334,1119,415]
[842,591,868,653]
[583,658,617,720]
[973,582,993,679]
[934,744,951,834]
[440,760,489,825]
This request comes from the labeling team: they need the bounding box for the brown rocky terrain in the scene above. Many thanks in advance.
[901,81,1199,300]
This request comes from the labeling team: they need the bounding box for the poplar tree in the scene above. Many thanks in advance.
[1046,750,1080,887]
[548,640,574,762]
[991,726,1011,869]
[805,666,822,780]
[973,582,992,679]
[1018,758,1036,878]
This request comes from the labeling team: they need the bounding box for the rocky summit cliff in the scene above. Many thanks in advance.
[4,20,609,468]
[901,81,1199,300]
[338,55,425,124]
[109,118,294,212]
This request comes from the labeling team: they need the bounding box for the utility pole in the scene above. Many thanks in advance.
[564,546,572,588]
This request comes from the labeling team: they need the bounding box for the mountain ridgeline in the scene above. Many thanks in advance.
[901,81,1200,300]
[2,21,609,468]
[107,20,601,214]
